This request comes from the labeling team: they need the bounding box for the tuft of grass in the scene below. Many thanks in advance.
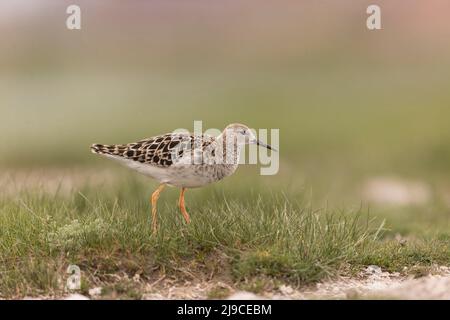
[353,238,450,273]
[101,280,143,300]
[207,286,232,299]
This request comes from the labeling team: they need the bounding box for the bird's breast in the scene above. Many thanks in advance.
[167,163,238,188]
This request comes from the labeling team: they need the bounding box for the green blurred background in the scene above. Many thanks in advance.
[1,0,450,210]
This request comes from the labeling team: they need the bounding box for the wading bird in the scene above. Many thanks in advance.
[91,123,275,233]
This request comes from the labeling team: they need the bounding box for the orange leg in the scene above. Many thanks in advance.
[151,184,166,233]
[178,187,191,224]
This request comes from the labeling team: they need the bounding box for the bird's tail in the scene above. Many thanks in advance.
[90,143,125,156]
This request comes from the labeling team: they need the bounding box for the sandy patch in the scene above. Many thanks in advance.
[362,177,431,206]
[140,266,450,300]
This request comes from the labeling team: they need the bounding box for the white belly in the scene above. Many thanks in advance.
[104,154,236,188]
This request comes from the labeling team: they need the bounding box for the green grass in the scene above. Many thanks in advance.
[1,176,449,298]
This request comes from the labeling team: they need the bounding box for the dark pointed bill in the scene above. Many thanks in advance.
[256,139,277,152]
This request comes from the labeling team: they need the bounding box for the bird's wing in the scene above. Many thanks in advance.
[91,133,216,167]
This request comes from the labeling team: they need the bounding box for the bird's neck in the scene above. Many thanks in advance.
[215,133,242,165]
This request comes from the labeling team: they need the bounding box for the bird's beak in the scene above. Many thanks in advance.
[255,139,277,152]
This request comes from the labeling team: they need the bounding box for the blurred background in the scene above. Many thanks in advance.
[1,0,450,230]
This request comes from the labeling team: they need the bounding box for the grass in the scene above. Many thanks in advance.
[0,176,449,298]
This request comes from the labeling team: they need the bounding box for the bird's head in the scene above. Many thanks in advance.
[222,123,276,151]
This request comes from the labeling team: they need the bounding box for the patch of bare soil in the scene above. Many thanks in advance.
[301,265,450,300]
[362,177,431,206]
[139,266,450,300]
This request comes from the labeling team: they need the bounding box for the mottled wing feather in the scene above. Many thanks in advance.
[92,133,216,167]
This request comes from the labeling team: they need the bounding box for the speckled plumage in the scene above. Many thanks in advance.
[91,133,215,168]
[91,131,238,188]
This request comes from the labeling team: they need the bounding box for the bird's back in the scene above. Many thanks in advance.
[91,132,216,167]
[91,132,229,187]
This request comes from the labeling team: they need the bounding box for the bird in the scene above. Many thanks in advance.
[90,123,276,233]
